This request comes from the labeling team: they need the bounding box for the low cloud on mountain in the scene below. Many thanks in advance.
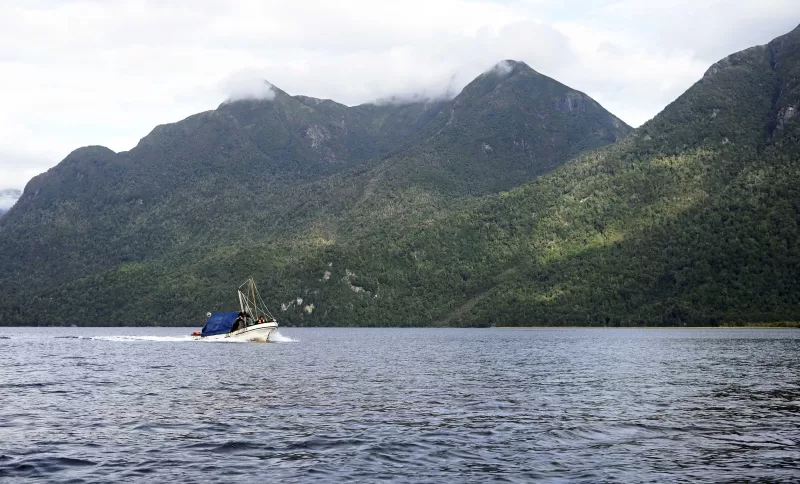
[220,70,277,103]
[0,0,798,190]
[0,189,21,214]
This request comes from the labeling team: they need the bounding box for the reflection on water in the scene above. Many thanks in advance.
[0,327,798,482]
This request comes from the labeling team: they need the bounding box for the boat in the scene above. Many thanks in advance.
[193,278,279,342]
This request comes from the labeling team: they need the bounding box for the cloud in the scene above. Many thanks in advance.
[0,189,21,212]
[0,151,57,191]
[491,60,516,77]
[0,114,70,190]
[220,69,276,102]
[0,0,797,190]
[599,0,800,63]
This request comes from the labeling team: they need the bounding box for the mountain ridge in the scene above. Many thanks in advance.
[0,59,631,325]
[3,31,799,327]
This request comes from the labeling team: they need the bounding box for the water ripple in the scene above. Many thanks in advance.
[0,327,798,482]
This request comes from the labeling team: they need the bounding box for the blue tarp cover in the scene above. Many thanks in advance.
[201,312,239,337]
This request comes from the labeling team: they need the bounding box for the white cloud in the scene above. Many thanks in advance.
[220,70,276,102]
[0,0,796,190]
[492,60,516,77]
[0,189,21,212]
[599,0,800,62]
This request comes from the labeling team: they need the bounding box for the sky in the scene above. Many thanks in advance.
[0,0,798,190]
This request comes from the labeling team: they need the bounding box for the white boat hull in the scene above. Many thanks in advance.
[194,322,278,342]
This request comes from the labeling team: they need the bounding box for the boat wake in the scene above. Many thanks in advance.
[270,331,297,343]
[93,332,297,343]
[92,335,197,343]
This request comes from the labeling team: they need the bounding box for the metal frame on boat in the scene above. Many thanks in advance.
[193,278,279,342]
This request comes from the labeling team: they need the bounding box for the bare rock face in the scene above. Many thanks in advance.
[554,93,586,112]
[305,124,337,163]
[305,125,331,149]
[776,103,798,131]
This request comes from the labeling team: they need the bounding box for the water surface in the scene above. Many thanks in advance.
[1,327,798,482]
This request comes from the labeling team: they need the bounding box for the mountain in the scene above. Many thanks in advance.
[5,23,800,327]
[144,24,798,328]
[0,189,21,216]
[373,60,630,196]
[0,61,630,325]
[260,25,800,326]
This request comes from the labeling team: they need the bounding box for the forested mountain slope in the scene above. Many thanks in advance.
[283,24,800,326]
[0,62,630,325]
[71,23,799,328]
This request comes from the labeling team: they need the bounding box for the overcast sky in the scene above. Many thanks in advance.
[0,0,798,190]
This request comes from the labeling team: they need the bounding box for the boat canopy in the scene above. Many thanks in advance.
[201,312,239,337]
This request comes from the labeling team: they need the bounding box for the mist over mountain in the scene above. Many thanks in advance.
[0,189,21,216]
[0,25,798,328]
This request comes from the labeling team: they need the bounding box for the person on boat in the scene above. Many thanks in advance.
[231,312,245,332]
[257,316,266,325]
[243,311,254,326]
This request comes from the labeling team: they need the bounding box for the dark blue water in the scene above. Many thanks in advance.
[0,327,798,482]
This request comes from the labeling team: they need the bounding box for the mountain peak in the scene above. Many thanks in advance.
[64,145,116,160]
[218,79,289,108]
[455,58,577,107]
[487,60,535,78]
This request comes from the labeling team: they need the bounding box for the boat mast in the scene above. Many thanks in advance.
[238,288,246,315]
[251,278,258,319]
[236,277,273,322]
